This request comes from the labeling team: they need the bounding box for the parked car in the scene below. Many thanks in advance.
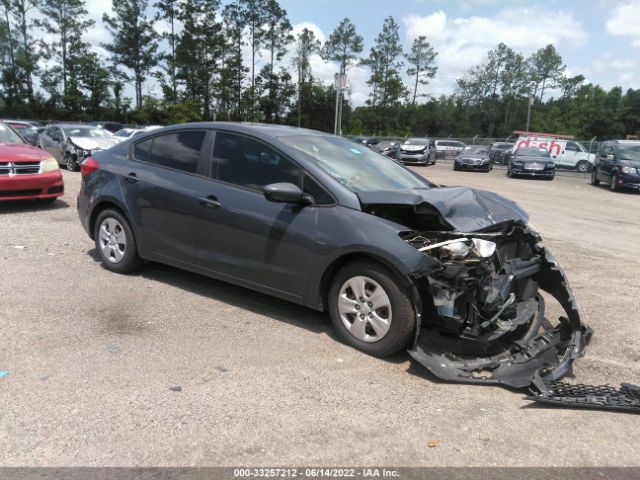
[591,140,640,192]
[489,142,514,165]
[371,140,400,158]
[1,120,44,146]
[113,128,145,140]
[0,121,63,203]
[396,138,436,165]
[453,145,492,172]
[77,123,590,390]
[38,124,121,171]
[512,134,594,172]
[90,121,123,133]
[351,136,380,147]
[435,140,466,158]
[507,147,555,180]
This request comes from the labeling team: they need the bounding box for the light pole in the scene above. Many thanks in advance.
[333,73,347,135]
[525,84,534,131]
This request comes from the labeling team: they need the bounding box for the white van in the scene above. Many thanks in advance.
[513,135,595,173]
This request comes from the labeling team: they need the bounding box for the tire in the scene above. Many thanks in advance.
[93,209,142,273]
[576,161,589,174]
[328,261,415,357]
[545,173,555,181]
[591,168,600,185]
[507,166,514,178]
[610,173,618,192]
[65,154,78,172]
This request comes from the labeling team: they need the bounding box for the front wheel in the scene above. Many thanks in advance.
[507,166,514,178]
[610,173,619,192]
[591,168,600,185]
[94,209,142,273]
[65,154,78,172]
[328,261,415,357]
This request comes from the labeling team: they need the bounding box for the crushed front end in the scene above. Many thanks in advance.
[403,223,592,389]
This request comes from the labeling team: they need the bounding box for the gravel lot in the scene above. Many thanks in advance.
[1,165,639,467]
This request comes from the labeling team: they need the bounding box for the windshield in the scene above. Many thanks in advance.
[279,135,430,192]
[0,123,25,144]
[465,146,489,155]
[63,127,112,138]
[516,147,550,158]
[619,144,640,161]
[403,138,428,146]
[377,141,397,148]
[495,143,513,150]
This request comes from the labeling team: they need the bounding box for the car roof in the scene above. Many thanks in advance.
[49,123,96,128]
[148,122,332,139]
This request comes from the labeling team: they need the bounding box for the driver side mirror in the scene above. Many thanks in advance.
[264,182,314,205]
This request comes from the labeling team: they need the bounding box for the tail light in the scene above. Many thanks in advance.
[80,157,99,177]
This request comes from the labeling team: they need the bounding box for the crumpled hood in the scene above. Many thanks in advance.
[69,136,119,151]
[357,186,529,232]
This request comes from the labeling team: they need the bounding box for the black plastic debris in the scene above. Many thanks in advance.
[529,381,640,414]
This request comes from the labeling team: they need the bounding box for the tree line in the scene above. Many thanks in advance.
[1,0,638,139]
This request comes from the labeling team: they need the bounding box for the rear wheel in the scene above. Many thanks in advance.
[576,161,589,173]
[94,209,142,273]
[328,261,415,357]
[591,168,600,185]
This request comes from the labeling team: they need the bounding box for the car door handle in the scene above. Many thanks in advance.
[125,172,138,183]
[199,195,221,209]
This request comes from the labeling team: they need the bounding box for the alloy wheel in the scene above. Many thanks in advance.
[98,218,127,263]
[337,276,392,343]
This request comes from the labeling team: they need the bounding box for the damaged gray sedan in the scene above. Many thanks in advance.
[78,124,592,394]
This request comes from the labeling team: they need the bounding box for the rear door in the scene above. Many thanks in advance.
[119,129,210,266]
[194,131,321,300]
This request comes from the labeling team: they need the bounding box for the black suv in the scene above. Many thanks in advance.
[591,140,640,192]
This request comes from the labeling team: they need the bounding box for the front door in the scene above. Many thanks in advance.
[194,131,319,300]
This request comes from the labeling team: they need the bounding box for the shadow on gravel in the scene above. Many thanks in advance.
[87,247,335,340]
[0,198,70,213]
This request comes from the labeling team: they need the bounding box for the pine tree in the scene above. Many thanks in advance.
[365,17,406,109]
[405,36,437,105]
[103,0,159,110]
[293,27,321,126]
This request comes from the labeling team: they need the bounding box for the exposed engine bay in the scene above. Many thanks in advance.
[360,189,639,413]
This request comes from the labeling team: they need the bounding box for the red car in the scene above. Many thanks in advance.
[0,122,64,203]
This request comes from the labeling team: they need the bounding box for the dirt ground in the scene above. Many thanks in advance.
[0,165,638,467]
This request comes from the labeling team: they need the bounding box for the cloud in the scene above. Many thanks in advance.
[606,1,640,48]
[402,8,588,96]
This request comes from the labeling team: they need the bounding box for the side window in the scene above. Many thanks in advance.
[565,142,579,152]
[600,144,613,158]
[146,131,205,173]
[303,176,333,205]
[212,132,301,190]
[134,137,153,162]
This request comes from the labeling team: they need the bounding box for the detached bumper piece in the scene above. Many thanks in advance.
[529,381,640,414]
